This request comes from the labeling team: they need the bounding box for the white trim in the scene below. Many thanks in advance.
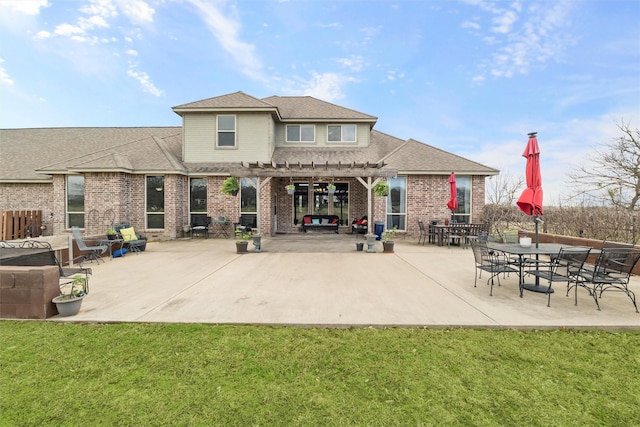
[326,124,357,143]
[216,114,236,148]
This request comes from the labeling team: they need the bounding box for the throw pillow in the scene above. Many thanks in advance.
[312,218,320,225]
[303,216,311,224]
[120,227,137,242]
[321,218,329,225]
[331,218,339,224]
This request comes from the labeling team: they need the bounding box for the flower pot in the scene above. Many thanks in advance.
[251,235,262,252]
[236,241,249,254]
[52,295,84,317]
[287,189,295,195]
[107,234,117,240]
[382,241,395,253]
[355,242,364,251]
[365,234,377,253]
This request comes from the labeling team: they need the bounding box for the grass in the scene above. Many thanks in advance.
[2,322,639,426]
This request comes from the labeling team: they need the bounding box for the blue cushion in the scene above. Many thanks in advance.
[312,218,320,224]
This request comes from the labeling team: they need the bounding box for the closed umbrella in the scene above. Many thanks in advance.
[516,132,543,247]
[446,172,458,222]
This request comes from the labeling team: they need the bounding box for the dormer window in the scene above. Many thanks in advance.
[328,125,356,143]
[286,125,315,143]
[217,115,236,147]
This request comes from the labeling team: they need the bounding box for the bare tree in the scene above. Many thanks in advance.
[485,171,524,205]
[569,121,640,211]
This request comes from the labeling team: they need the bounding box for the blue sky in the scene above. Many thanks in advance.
[1,0,639,205]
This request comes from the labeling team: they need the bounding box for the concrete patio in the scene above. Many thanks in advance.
[55,234,640,329]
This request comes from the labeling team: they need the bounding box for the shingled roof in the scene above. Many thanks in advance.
[0,127,181,182]
[262,95,377,122]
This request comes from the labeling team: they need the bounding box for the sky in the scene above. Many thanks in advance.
[1,0,639,206]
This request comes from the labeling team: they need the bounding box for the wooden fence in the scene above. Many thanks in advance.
[0,210,43,240]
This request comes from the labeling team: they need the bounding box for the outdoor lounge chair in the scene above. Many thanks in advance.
[524,247,591,307]
[113,223,147,253]
[71,226,108,266]
[572,247,640,312]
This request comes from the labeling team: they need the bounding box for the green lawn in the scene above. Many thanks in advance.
[1,322,639,426]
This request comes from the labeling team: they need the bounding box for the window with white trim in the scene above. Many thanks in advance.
[451,176,471,224]
[67,175,84,228]
[327,125,356,143]
[386,177,406,231]
[217,115,236,147]
[286,125,315,142]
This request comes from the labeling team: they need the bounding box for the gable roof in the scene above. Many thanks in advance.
[262,96,377,123]
[172,91,277,115]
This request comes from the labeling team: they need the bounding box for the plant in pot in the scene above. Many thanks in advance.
[52,275,87,317]
[381,226,398,253]
[234,230,251,254]
[327,183,336,194]
[221,177,240,196]
[286,184,295,195]
[374,181,390,197]
[106,228,118,240]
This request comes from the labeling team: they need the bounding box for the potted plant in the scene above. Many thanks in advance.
[221,177,240,196]
[381,226,398,253]
[286,184,295,195]
[327,183,336,194]
[235,230,251,253]
[105,228,118,240]
[52,275,87,317]
[374,181,389,197]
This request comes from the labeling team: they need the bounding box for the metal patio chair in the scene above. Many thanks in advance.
[71,226,108,266]
[573,247,640,312]
[471,240,519,296]
[524,247,591,307]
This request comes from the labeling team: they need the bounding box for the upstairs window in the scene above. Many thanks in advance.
[328,125,356,143]
[217,115,236,147]
[286,125,315,142]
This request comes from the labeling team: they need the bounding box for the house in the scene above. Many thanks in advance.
[0,91,498,240]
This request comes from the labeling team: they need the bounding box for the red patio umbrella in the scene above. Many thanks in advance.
[516,132,543,247]
[446,172,458,222]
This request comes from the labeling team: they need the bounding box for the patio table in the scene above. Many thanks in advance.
[211,220,231,238]
[487,242,569,297]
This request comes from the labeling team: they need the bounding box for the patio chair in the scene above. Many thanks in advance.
[471,240,519,296]
[524,247,591,307]
[71,226,108,266]
[417,220,428,245]
[572,247,640,312]
[191,215,211,239]
[113,223,147,253]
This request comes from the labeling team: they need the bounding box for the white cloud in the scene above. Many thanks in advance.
[125,49,138,56]
[117,0,155,24]
[185,0,265,82]
[469,0,574,81]
[298,72,358,102]
[461,21,480,30]
[0,0,50,15]
[79,0,118,19]
[335,55,366,72]
[0,58,14,86]
[127,65,163,97]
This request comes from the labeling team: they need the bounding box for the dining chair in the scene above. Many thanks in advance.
[525,247,591,307]
[471,240,519,296]
[417,220,428,245]
[573,247,640,312]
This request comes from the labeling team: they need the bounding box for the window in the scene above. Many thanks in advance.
[217,115,236,147]
[67,175,84,228]
[292,182,309,225]
[327,125,356,143]
[240,178,257,226]
[451,176,471,224]
[286,125,315,142]
[386,177,406,231]
[331,183,349,225]
[189,178,207,222]
[146,176,164,229]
